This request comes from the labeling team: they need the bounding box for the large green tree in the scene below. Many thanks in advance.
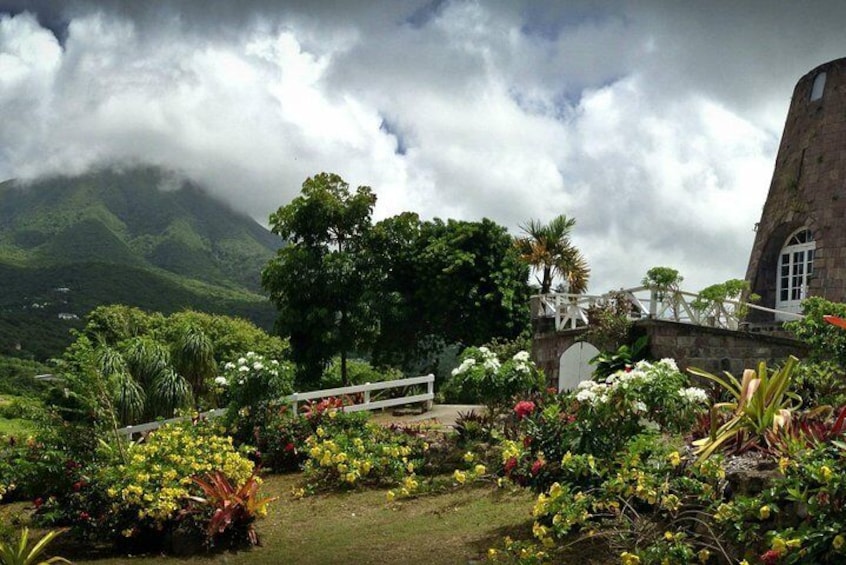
[262,173,377,387]
[514,214,590,294]
[367,215,531,368]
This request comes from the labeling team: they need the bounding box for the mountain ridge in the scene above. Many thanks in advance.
[0,166,283,360]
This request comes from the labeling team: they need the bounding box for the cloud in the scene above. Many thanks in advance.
[2,1,846,294]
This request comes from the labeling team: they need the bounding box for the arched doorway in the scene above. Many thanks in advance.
[558,341,599,391]
[776,227,815,320]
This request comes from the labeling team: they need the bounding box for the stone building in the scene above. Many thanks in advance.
[747,57,846,321]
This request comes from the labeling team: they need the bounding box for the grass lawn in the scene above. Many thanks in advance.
[33,473,537,565]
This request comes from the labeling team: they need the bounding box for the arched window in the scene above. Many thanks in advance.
[776,227,815,319]
[811,72,826,101]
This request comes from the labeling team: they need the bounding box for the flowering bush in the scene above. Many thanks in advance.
[445,348,544,414]
[34,420,262,551]
[221,351,295,447]
[303,413,427,493]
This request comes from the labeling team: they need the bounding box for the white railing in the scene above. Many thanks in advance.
[531,286,803,332]
[117,373,435,439]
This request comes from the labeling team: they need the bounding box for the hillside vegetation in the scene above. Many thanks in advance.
[0,166,281,360]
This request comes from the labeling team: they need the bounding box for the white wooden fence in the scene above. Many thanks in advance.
[531,286,802,332]
[116,373,435,439]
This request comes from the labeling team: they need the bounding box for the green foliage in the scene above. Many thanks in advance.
[691,278,759,317]
[0,528,69,565]
[369,215,531,368]
[87,421,256,544]
[590,335,648,379]
[220,351,295,447]
[785,296,846,368]
[642,266,683,290]
[444,347,543,413]
[793,360,846,407]
[582,290,634,352]
[320,357,402,389]
[0,356,50,398]
[263,173,377,387]
[514,214,590,294]
[302,414,428,492]
[690,357,801,463]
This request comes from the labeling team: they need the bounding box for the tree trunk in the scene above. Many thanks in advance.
[541,266,552,294]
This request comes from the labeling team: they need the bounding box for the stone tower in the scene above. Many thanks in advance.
[746,57,846,321]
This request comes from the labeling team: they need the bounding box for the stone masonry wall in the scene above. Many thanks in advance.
[532,320,809,387]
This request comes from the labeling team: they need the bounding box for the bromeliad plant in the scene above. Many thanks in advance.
[188,471,277,547]
[690,356,802,462]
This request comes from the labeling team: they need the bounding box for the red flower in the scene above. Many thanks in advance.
[33,497,43,509]
[504,457,517,474]
[761,550,782,565]
[79,511,90,521]
[625,366,633,373]
[531,460,544,476]
[523,436,533,448]
[73,480,86,492]
[513,401,536,419]
[284,442,296,453]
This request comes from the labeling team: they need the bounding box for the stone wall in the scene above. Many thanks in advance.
[532,320,809,386]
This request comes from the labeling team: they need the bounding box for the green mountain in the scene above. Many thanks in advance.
[0,166,283,360]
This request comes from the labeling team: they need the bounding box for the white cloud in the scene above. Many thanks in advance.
[2,1,846,295]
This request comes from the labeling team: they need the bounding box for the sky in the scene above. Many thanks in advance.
[1,1,845,294]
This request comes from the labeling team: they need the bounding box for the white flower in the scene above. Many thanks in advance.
[658,358,679,372]
[238,366,249,372]
[253,362,264,371]
[680,387,709,404]
[237,379,245,385]
[452,358,477,376]
[271,360,279,365]
[576,389,596,403]
[237,357,247,364]
[483,358,501,372]
[214,376,228,386]
[577,380,596,390]
[633,401,647,413]
[478,346,491,354]
[512,351,530,362]
[223,362,235,370]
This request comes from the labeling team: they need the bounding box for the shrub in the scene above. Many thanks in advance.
[35,420,260,550]
[221,351,295,447]
[444,347,544,414]
[302,411,428,492]
[320,358,402,389]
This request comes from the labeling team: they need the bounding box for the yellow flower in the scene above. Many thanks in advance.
[316,426,325,437]
[386,490,396,502]
[474,464,486,476]
[463,452,475,463]
[487,548,498,559]
[772,537,787,553]
[453,470,466,484]
[834,534,845,550]
[697,548,710,563]
[664,531,674,541]
[292,487,305,499]
[668,451,681,467]
[759,505,771,520]
[620,551,641,565]
[406,462,415,473]
[821,465,833,482]
[778,457,790,473]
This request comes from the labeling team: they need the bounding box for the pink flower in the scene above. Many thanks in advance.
[504,457,517,474]
[531,460,544,476]
[513,400,536,419]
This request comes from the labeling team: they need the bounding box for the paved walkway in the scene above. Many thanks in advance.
[371,404,484,428]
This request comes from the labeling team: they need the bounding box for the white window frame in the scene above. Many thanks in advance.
[776,227,815,320]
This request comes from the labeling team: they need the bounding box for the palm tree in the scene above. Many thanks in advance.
[173,326,217,404]
[515,215,590,294]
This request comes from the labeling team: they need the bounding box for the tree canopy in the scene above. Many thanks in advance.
[514,215,589,294]
[263,173,533,384]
